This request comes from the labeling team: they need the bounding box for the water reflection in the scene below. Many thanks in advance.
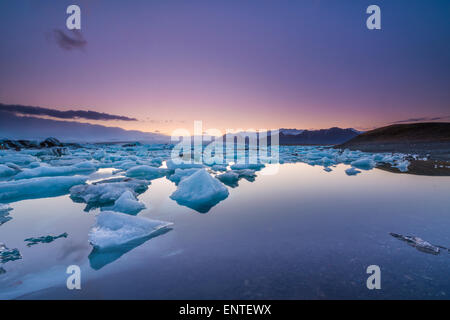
[88,228,172,270]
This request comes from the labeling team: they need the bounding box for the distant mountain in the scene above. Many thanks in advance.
[0,111,169,143]
[337,123,450,159]
[279,127,360,145]
[279,128,305,135]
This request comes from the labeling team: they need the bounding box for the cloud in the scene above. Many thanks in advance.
[51,29,87,50]
[0,103,137,122]
[391,116,450,124]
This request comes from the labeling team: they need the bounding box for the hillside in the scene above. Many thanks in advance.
[279,127,359,145]
[337,122,450,160]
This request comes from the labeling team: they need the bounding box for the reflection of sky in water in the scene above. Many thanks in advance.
[1,163,450,299]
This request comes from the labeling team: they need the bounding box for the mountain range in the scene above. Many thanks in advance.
[0,110,361,145]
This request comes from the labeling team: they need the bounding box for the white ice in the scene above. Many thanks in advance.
[0,176,88,202]
[102,190,146,215]
[170,169,229,212]
[89,211,173,249]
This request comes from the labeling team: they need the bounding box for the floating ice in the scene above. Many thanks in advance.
[167,168,201,185]
[0,175,88,203]
[216,171,240,187]
[350,158,376,170]
[393,160,410,172]
[70,177,149,209]
[230,163,264,171]
[24,232,68,247]
[14,161,97,180]
[0,164,17,178]
[89,211,173,249]
[102,190,146,215]
[0,204,13,226]
[166,159,204,170]
[126,165,169,180]
[170,169,229,213]
[211,164,227,172]
[345,167,361,176]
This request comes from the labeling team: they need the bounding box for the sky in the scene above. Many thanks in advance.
[0,0,449,135]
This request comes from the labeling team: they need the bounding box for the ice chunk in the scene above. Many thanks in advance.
[89,211,173,249]
[350,158,376,170]
[0,243,22,263]
[216,171,240,187]
[345,167,361,176]
[102,190,146,215]
[0,153,38,166]
[0,204,13,226]
[323,167,333,172]
[211,164,227,172]
[170,169,229,213]
[166,159,204,170]
[14,161,97,180]
[0,176,88,203]
[167,168,201,185]
[393,160,410,172]
[70,177,149,209]
[24,232,68,247]
[230,163,264,171]
[126,165,169,180]
[0,164,17,178]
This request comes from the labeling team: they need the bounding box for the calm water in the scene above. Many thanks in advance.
[1,163,450,299]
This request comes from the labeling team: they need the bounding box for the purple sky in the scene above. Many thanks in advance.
[0,0,449,134]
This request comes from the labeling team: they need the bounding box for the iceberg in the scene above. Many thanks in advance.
[89,211,173,249]
[211,164,227,172]
[216,171,240,187]
[166,159,204,170]
[167,168,201,185]
[126,165,169,180]
[14,161,97,180]
[393,160,410,172]
[0,204,13,226]
[70,178,149,209]
[0,175,88,203]
[0,164,17,178]
[230,163,264,171]
[350,158,376,170]
[345,167,361,176]
[102,190,146,215]
[170,169,229,213]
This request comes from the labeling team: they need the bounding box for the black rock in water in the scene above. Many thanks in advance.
[390,233,447,255]
[24,232,68,247]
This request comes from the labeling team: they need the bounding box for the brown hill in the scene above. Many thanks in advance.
[336,122,450,160]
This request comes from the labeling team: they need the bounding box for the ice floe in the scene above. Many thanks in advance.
[0,175,88,203]
[167,168,201,185]
[126,165,169,180]
[170,169,229,213]
[89,211,173,249]
[0,204,13,226]
[70,177,149,210]
[345,167,361,176]
[102,190,146,215]
[14,161,97,180]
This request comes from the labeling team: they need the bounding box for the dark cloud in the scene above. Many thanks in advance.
[52,29,87,50]
[0,103,137,122]
[391,116,450,124]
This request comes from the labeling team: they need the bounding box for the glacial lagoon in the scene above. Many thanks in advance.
[1,145,450,299]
